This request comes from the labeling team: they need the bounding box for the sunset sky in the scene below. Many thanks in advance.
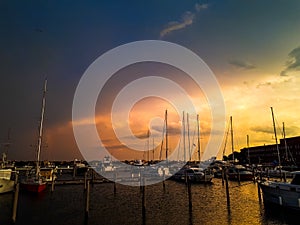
[1,0,300,161]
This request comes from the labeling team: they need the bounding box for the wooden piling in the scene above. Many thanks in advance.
[142,177,146,225]
[84,171,87,191]
[257,182,262,202]
[51,172,55,192]
[221,167,224,186]
[187,177,192,210]
[73,166,76,179]
[85,180,90,220]
[92,169,95,185]
[11,182,19,224]
[237,169,241,185]
[113,172,117,195]
[162,169,166,191]
[187,177,193,225]
[224,167,230,208]
[252,168,256,183]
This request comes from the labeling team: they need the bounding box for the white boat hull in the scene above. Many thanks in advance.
[259,181,300,210]
[0,178,15,194]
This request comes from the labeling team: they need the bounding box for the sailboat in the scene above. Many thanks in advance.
[226,116,254,181]
[171,114,214,183]
[259,107,300,210]
[20,79,48,193]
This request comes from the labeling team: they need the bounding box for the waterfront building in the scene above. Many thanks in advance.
[240,136,300,168]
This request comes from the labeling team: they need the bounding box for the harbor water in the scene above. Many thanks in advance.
[0,178,299,225]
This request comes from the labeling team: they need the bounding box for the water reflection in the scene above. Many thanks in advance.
[0,178,299,225]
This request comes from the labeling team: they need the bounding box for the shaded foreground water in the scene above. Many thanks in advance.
[0,178,299,225]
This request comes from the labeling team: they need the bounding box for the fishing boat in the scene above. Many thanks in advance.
[20,79,48,193]
[259,171,300,210]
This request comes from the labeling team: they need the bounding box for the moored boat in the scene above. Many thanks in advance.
[227,164,254,181]
[20,79,48,193]
[259,171,300,210]
[0,168,15,194]
[171,166,214,183]
[20,176,47,193]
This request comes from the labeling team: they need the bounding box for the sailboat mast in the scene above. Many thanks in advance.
[247,134,250,164]
[187,113,191,161]
[36,79,47,177]
[147,129,150,162]
[270,107,281,168]
[183,111,186,162]
[197,114,201,164]
[282,122,289,161]
[152,137,155,161]
[230,116,234,162]
[165,109,168,162]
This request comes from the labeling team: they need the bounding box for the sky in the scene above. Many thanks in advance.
[1,0,300,162]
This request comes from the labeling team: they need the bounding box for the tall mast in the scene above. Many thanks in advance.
[282,122,288,161]
[270,107,281,169]
[36,78,47,177]
[183,111,186,162]
[247,134,250,164]
[165,109,168,162]
[222,120,230,160]
[197,114,201,164]
[230,116,234,162]
[147,129,150,162]
[187,113,191,161]
[152,137,155,161]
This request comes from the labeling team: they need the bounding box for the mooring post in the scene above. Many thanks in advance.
[187,176,192,210]
[224,167,230,208]
[113,172,117,195]
[51,172,55,192]
[142,177,146,225]
[11,182,19,224]
[85,180,90,220]
[73,165,76,179]
[92,169,95,185]
[221,167,225,186]
[162,169,166,191]
[257,182,262,202]
[84,171,87,191]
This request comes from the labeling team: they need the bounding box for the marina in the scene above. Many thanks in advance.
[2,1,300,225]
[1,163,300,225]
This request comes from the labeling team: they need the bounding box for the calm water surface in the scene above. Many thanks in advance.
[0,178,299,225]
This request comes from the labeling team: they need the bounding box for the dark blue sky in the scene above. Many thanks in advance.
[1,0,300,160]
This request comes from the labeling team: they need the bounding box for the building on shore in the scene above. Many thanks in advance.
[240,136,300,168]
